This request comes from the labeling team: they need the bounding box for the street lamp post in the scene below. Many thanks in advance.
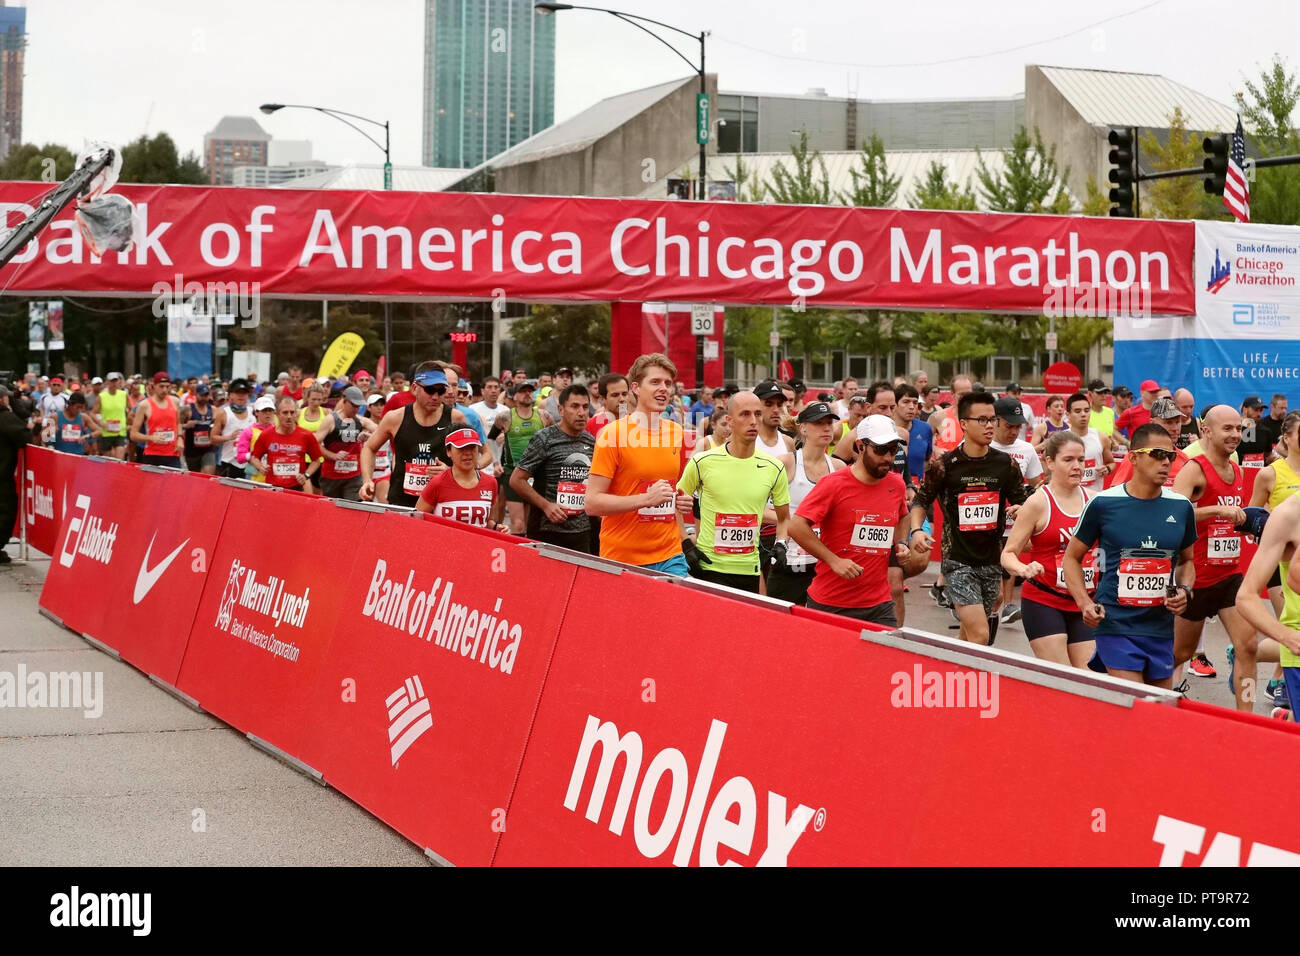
[260,102,394,363]
[533,3,707,199]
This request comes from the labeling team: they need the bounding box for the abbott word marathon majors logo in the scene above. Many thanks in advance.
[362,557,522,675]
[386,675,433,766]
[564,715,822,866]
[213,558,310,663]
[57,495,118,569]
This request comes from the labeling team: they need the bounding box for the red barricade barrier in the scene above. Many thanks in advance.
[175,489,365,756]
[39,460,230,683]
[22,445,75,555]
[296,512,575,866]
[33,455,1300,866]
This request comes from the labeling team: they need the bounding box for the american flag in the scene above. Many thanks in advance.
[1224,115,1250,223]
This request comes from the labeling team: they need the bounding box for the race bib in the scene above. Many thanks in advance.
[194,431,211,446]
[637,481,675,522]
[1081,458,1098,484]
[849,514,893,552]
[713,513,758,554]
[557,480,586,514]
[272,460,300,478]
[1206,524,1241,565]
[60,424,81,442]
[1055,553,1098,592]
[786,527,821,567]
[957,491,1000,531]
[333,457,359,475]
[1243,453,1265,470]
[103,419,121,433]
[1117,556,1172,607]
[154,430,175,444]
[403,462,433,493]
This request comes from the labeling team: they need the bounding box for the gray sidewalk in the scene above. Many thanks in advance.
[0,551,426,867]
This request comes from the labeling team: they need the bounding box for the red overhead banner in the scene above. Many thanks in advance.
[0,183,1195,313]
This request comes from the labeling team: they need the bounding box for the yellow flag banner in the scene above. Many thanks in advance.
[317,332,366,381]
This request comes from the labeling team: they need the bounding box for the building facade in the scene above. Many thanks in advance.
[0,1,24,160]
[204,116,270,186]
[422,0,555,169]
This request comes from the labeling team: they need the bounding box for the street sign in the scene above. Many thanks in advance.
[216,313,236,326]
[696,94,710,145]
[691,304,715,336]
[216,338,229,356]
[1044,332,1058,351]
[703,339,719,361]
[769,331,781,348]
[383,161,393,190]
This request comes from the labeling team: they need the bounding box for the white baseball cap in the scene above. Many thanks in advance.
[856,414,901,446]
[253,395,276,411]
[91,376,103,385]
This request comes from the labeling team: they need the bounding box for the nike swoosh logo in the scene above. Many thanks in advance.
[756,463,769,469]
[132,533,190,605]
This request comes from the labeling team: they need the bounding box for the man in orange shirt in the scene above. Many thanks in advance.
[586,352,691,575]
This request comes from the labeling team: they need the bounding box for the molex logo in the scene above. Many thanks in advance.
[564,715,818,866]
[57,495,118,569]
[24,470,53,525]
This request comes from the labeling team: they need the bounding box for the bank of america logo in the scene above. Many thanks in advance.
[1207,249,1231,294]
[386,676,433,766]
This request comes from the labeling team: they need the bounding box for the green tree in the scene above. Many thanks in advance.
[1080,175,1111,216]
[508,303,611,377]
[901,312,999,363]
[1054,315,1113,363]
[908,161,978,210]
[723,304,776,367]
[763,129,832,205]
[975,126,1072,213]
[724,154,767,202]
[1139,107,1221,220]
[779,306,834,374]
[840,133,900,207]
[0,142,77,181]
[119,133,206,185]
[1235,55,1300,225]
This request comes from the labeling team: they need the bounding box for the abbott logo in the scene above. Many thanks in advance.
[25,470,52,525]
[215,559,244,631]
[387,675,432,766]
[563,715,818,866]
[57,495,118,569]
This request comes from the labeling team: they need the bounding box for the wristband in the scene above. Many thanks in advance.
[909,528,925,538]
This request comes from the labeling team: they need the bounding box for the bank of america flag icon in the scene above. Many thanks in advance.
[387,676,433,766]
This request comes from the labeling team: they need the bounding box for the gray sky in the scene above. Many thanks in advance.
[21,0,1298,169]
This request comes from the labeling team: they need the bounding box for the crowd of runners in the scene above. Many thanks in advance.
[10,358,1300,718]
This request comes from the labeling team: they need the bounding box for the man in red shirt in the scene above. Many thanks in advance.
[1115,378,1160,435]
[416,427,506,530]
[791,415,929,627]
[585,373,630,439]
[278,365,304,403]
[252,395,324,491]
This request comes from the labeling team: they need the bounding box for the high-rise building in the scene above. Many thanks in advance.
[0,1,26,160]
[423,0,555,169]
[203,116,270,186]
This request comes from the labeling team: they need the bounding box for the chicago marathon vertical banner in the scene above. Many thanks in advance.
[1115,220,1300,406]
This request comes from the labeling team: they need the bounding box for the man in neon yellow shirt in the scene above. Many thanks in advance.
[1087,379,1115,436]
[677,390,790,593]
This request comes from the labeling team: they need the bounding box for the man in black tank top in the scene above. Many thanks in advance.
[181,384,217,474]
[360,365,469,507]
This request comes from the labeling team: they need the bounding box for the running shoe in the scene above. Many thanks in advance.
[998,602,1021,624]
[1188,652,1216,678]
[1264,677,1281,703]
[1173,678,1190,695]
[1275,679,1292,710]
[933,583,952,608]
[1271,706,1292,721]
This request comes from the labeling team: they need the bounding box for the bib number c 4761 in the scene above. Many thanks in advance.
[713,513,758,554]
[1117,556,1171,606]
[957,491,1000,531]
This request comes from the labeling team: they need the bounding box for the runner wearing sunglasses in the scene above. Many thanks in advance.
[1108,397,1188,486]
[911,392,1030,645]
[361,363,470,507]
[1063,423,1196,689]
[792,415,927,626]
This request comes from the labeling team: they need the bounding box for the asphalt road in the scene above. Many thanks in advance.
[0,549,427,867]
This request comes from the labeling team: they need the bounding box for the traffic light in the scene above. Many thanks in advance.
[1107,127,1136,217]
[1203,134,1229,195]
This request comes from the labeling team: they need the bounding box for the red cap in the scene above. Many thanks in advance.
[1139,379,1159,392]
[353,368,371,380]
[49,376,63,384]
[153,371,171,384]
[444,427,482,448]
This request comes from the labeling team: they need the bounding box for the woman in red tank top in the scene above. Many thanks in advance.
[1000,430,1098,668]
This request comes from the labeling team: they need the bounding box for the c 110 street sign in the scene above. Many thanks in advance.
[697,94,710,145]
